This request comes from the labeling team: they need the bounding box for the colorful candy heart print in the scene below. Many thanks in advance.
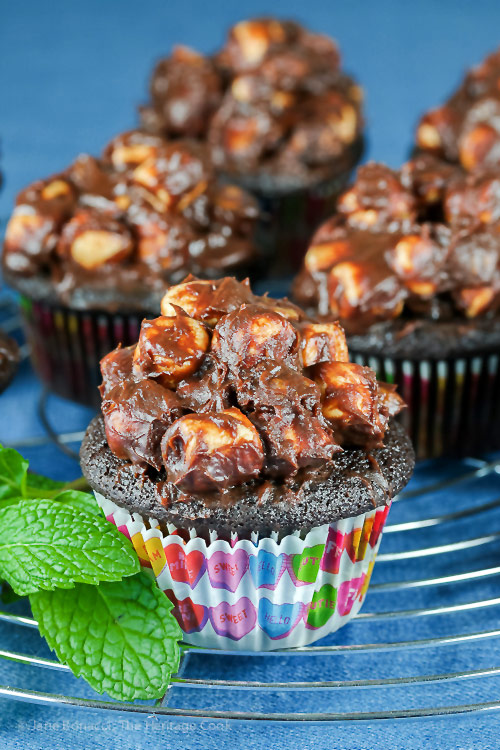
[305,584,337,629]
[209,597,257,640]
[370,505,390,548]
[164,544,206,588]
[337,574,366,616]
[258,598,304,639]
[289,544,325,585]
[207,549,249,592]
[249,550,287,590]
[165,591,209,634]
[319,528,345,575]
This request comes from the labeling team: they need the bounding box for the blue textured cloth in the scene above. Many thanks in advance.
[2,1,500,748]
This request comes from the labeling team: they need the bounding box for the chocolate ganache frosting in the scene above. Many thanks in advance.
[140,17,364,189]
[293,156,500,337]
[416,46,500,172]
[2,135,259,311]
[80,276,412,536]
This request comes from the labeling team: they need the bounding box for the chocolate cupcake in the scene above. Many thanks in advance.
[140,18,364,273]
[293,157,500,459]
[2,135,260,407]
[0,330,19,394]
[80,276,413,649]
[415,46,500,171]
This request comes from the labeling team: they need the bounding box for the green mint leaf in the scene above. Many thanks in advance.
[26,473,65,492]
[53,490,103,517]
[30,572,182,701]
[0,444,28,501]
[0,499,139,595]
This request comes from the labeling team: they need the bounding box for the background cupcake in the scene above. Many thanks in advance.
[2,135,259,407]
[293,157,500,459]
[80,275,413,650]
[415,45,500,171]
[0,329,19,394]
[140,17,364,273]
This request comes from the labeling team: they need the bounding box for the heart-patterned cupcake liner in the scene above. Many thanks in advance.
[94,491,390,651]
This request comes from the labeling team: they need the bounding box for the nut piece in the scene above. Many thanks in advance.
[58,210,133,270]
[416,106,459,160]
[212,184,259,230]
[459,123,499,171]
[161,407,265,491]
[130,209,192,271]
[253,410,339,477]
[212,304,299,369]
[102,379,184,470]
[103,130,166,171]
[445,169,500,225]
[161,277,256,326]
[231,19,286,66]
[455,286,496,317]
[377,381,405,419]
[131,142,210,213]
[133,309,209,387]
[328,261,406,322]
[315,361,386,448]
[3,207,57,273]
[388,232,445,295]
[99,344,136,398]
[304,238,351,273]
[299,322,349,367]
[337,163,416,229]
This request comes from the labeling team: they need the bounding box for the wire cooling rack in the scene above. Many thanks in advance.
[2,293,500,723]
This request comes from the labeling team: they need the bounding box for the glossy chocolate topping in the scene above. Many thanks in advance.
[140,17,364,185]
[416,46,500,171]
[2,138,259,310]
[93,276,405,511]
[293,157,500,332]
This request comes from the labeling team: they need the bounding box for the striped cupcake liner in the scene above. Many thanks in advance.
[350,349,500,460]
[20,296,145,407]
[94,490,390,650]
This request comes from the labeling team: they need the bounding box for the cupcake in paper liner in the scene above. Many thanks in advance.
[79,276,414,650]
[293,157,500,459]
[2,136,261,407]
[139,18,364,274]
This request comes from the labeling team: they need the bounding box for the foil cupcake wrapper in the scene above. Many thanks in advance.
[20,296,144,408]
[94,491,391,651]
[350,350,500,460]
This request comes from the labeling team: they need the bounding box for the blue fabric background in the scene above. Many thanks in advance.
[2,1,500,747]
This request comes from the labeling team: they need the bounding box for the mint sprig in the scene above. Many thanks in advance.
[0,499,139,595]
[30,572,182,701]
[0,444,183,701]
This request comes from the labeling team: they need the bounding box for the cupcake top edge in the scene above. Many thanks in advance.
[140,17,364,183]
[294,156,500,333]
[97,275,407,509]
[2,135,260,309]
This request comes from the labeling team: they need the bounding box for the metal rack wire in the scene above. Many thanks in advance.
[2,294,500,723]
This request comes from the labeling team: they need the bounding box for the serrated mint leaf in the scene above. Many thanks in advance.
[0,499,139,595]
[53,490,103,517]
[30,572,182,701]
[0,444,28,501]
